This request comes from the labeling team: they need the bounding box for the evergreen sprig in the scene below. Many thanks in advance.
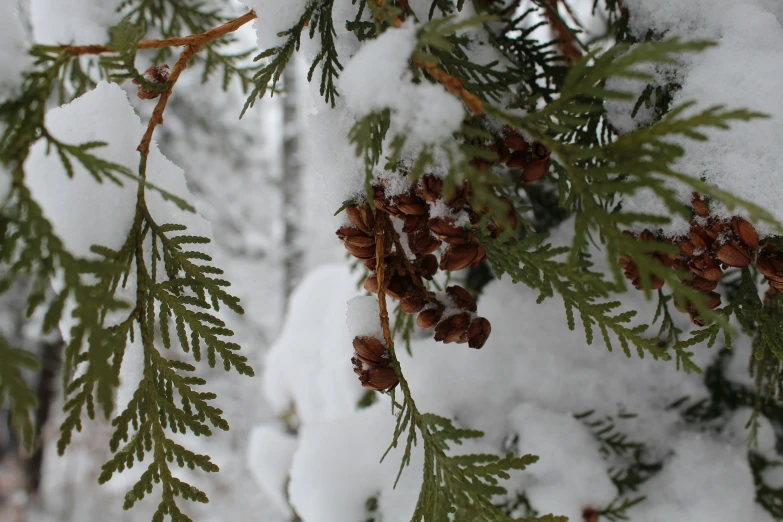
[0,334,39,451]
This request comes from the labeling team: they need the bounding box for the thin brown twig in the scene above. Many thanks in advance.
[375,211,395,349]
[541,0,582,64]
[412,57,484,115]
[387,219,433,300]
[135,10,257,155]
[60,10,258,56]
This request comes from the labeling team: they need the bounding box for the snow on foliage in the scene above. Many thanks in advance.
[615,0,783,236]
[0,2,31,94]
[255,261,776,521]
[30,0,124,45]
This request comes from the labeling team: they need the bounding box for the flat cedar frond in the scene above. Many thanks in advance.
[0,335,39,451]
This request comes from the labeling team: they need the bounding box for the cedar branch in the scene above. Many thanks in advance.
[135,10,257,156]
[60,10,258,56]
[375,211,395,350]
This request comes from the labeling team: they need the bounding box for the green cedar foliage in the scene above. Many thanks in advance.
[0,2,259,520]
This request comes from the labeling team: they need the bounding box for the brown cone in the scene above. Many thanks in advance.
[417,307,444,329]
[353,336,388,367]
[434,312,472,343]
[440,243,486,272]
[466,317,491,349]
[446,285,477,312]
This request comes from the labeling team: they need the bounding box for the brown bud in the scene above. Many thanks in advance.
[443,182,470,211]
[434,312,472,343]
[731,216,759,252]
[386,275,414,301]
[583,508,599,522]
[689,223,713,251]
[440,243,486,272]
[520,157,551,184]
[353,336,388,367]
[757,245,783,292]
[417,307,443,329]
[408,228,441,255]
[133,64,170,100]
[683,276,718,292]
[416,254,439,280]
[403,213,429,233]
[506,150,532,170]
[503,133,530,151]
[346,204,375,235]
[467,317,491,349]
[446,285,477,312]
[715,242,752,268]
[419,175,443,203]
[691,193,709,218]
[400,292,428,314]
[688,254,723,282]
[395,192,428,216]
[359,366,399,391]
[428,217,469,245]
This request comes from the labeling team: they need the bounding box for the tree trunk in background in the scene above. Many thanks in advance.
[281,62,303,311]
[26,339,62,493]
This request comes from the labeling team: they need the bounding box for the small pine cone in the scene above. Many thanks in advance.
[336,226,376,259]
[417,306,444,329]
[408,227,441,255]
[688,253,723,282]
[394,192,428,216]
[703,218,728,241]
[346,203,375,235]
[519,143,551,184]
[403,213,429,233]
[133,64,170,100]
[443,182,470,211]
[353,336,388,367]
[359,366,399,391]
[446,285,477,312]
[683,276,718,292]
[506,150,532,170]
[386,275,415,301]
[466,317,491,349]
[440,243,486,272]
[373,185,401,218]
[434,312,472,343]
[419,175,443,203]
[490,140,511,164]
[691,193,709,218]
[732,216,759,252]
[689,223,714,252]
[715,241,753,268]
[619,255,663,291]
[503,130,530,151]
[428,217,470,245]
[400,292,428,314]
[415,254,439,280]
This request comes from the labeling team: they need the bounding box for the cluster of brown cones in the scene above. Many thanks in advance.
[351,336,398,392]
[620,193,782,326]
[133,64,170,100]
[473,126,552,185]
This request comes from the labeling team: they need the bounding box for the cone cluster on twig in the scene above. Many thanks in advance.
[472,126,552,185]
[133,64,170,100]
[351,335,398,391]
[621,193,764,326]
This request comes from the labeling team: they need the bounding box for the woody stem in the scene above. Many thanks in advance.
[386,219,433,299]
[375,211,394,349]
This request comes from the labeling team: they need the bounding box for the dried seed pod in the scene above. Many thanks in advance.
[353,336,388,367]
[133,64,170,99]
[757,245,783,292]
[417,306,444,329]
[715,242,753,268]
[504,132,530,151]
[619,255,663,291]
[520,157,551,184]
[440,243,486,272]
[683,276,718,292]
[446,285,477,312]
[688,253,723,282]
[434,312,472,343]
[691,193,709,218]
[466,317,491,349]
[403,213,429,233]
[419,175,443,203]
[689,223,713,251]
[400,292,428,314]
[731,216,759,252]
[428,217,470,245]
[408,227,441,255]
[359,366,399,391]
[582,508,599,522]
[443,182,470,211]
[395,192,428,215]
[416,254,439,280]
[346,204,375,235]
[506,150,532,170]
[386,275,414,301]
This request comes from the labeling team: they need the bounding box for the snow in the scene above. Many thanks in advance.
[345,295,383,341]
[339,23,465,144]
[0,2,30,94]
[247,424,299,517]
[614,0,783,237]
[30,0,123,45]
[241,0,310,51]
